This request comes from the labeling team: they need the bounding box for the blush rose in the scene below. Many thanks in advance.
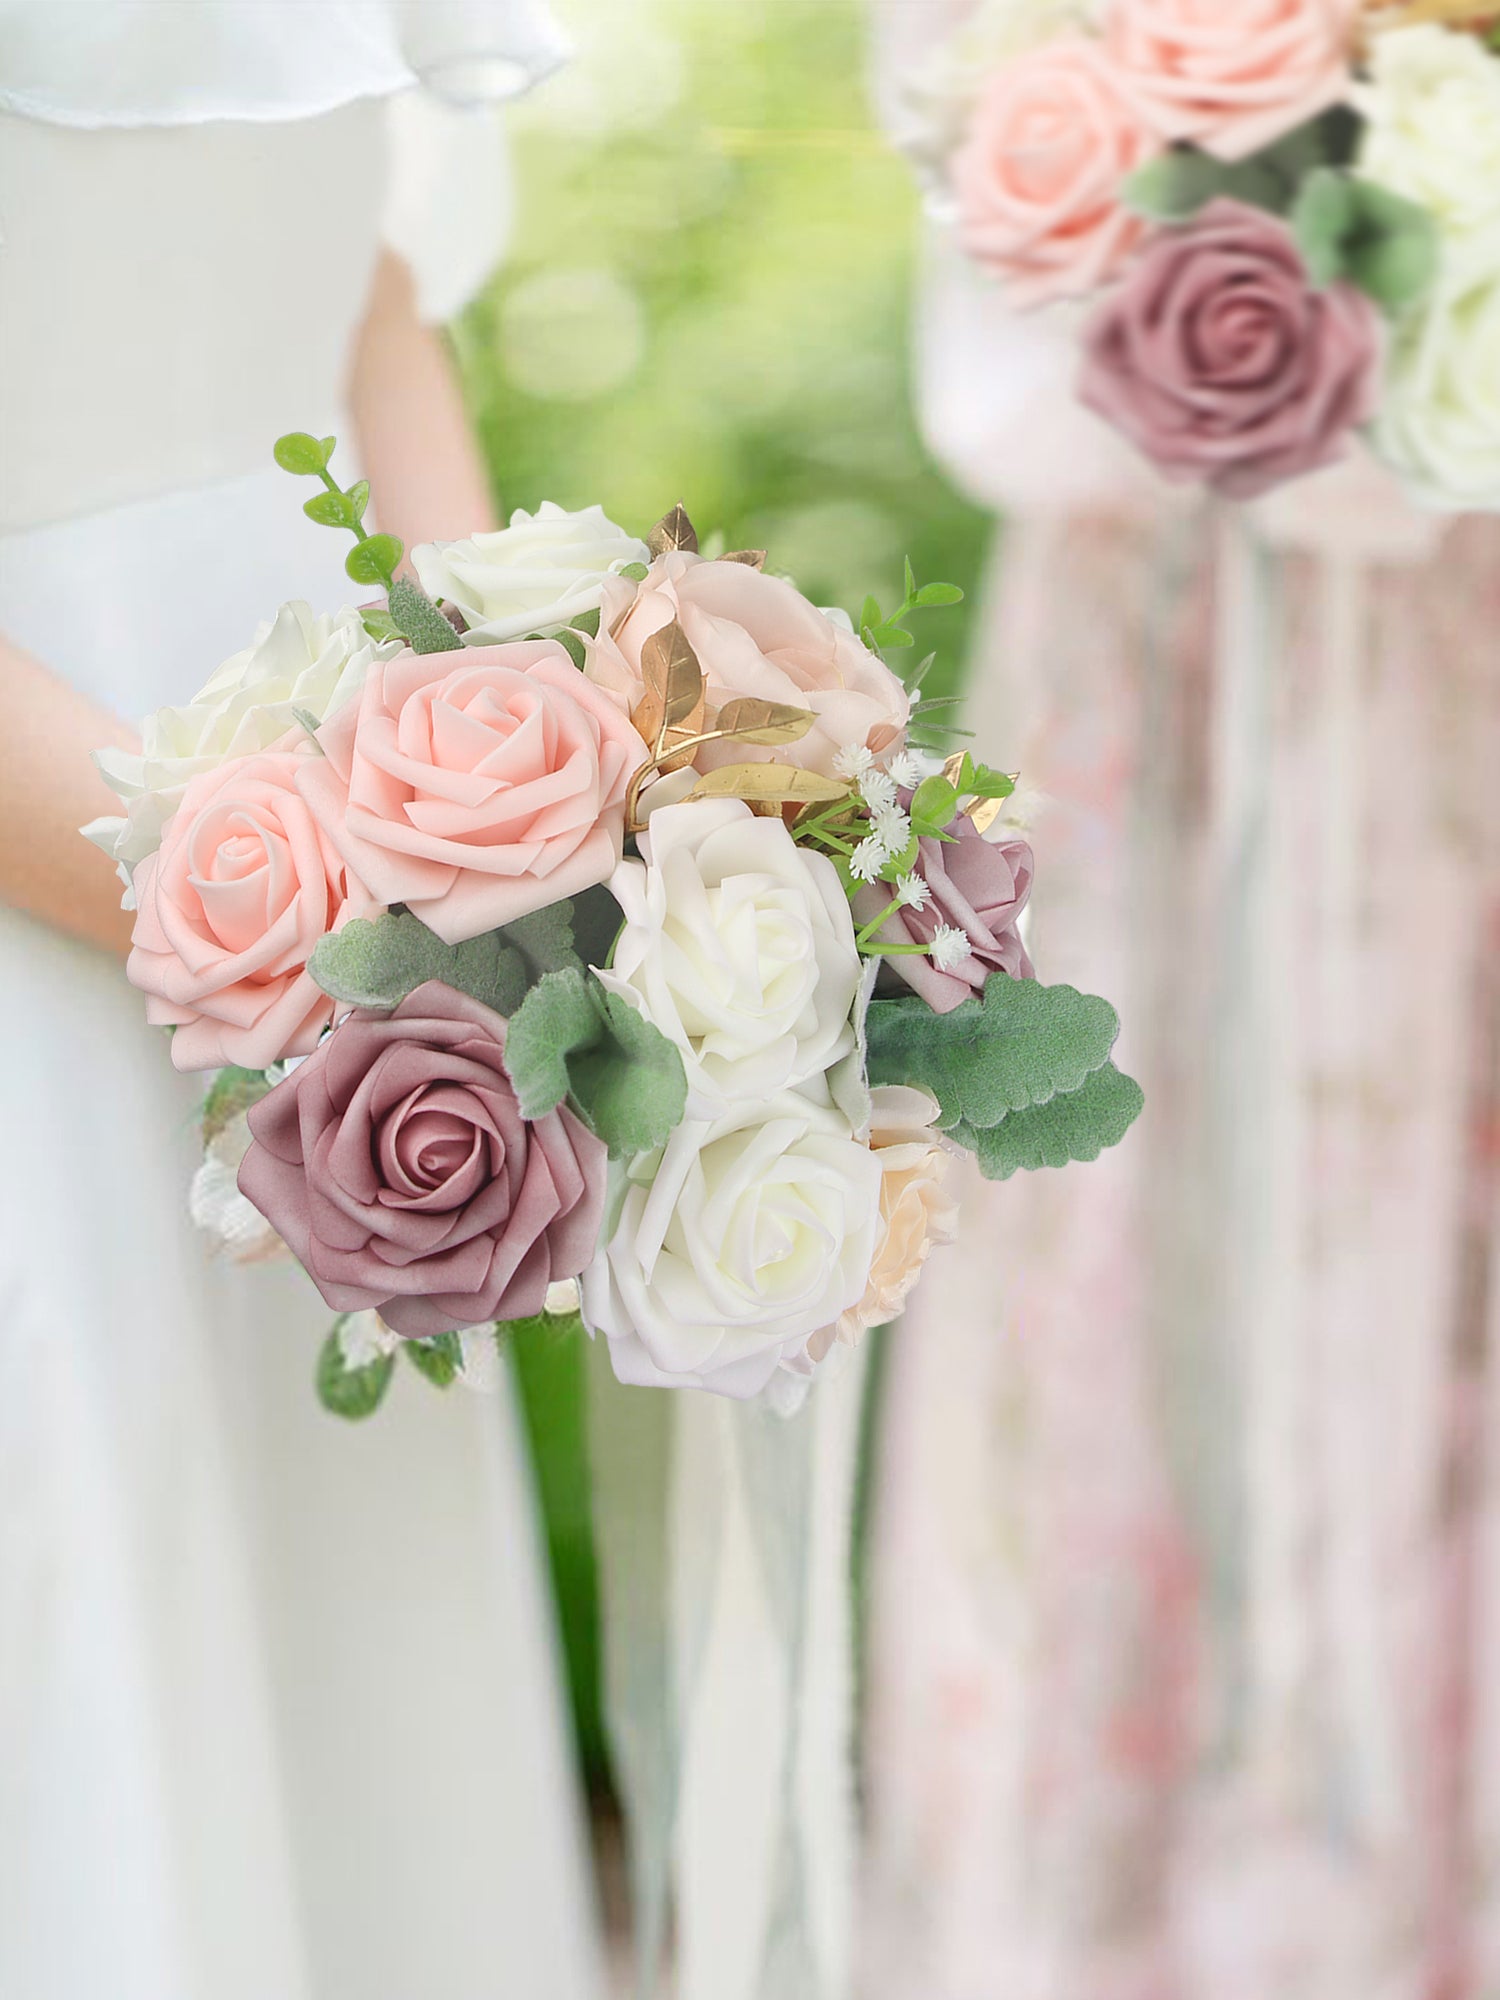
[238,981,608,1338]
[1078,199,1383,499]
[951,39,1161,309]
[1105,0,1357,162]
[127,747,378,1073]
[584,552,910,779]
[295,640,648,946]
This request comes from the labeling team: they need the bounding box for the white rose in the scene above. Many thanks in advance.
[1371,247,1500,509]
[1357,25,1500,243]
[580,1088,882,1399]
[87,600,392,882]
[412,501,650,646]
[189,1110,290,1266]
[599,798,862,1114]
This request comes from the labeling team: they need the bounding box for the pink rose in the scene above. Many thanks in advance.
[1078,199,1382,500]
[128,748,377,1073]
[238,981,607,1338]
[853,807,1034,1015]
[296,642,648,947]
[1105,0,1356,161]
[951,40,1161,309]
[586,553,910,778]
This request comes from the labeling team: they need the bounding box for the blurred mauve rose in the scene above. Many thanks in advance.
[238,981,607,1339]
[1078,199,1382,500]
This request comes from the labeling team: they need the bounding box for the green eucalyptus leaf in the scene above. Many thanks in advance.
[913,580,964,608]
[405,1330,464,1387]
[346,479,371,526]
[345,535,404,588]
[909,774,958,832]
[952,1062,1145,1180]
[865,975,1126,1132]
[360,607,400,643]
[201,1064,274,1144]
[618,561,650,584]
[316,1323,395,1420]
[303,489,352,529]
[274,431,333,475]
[555,630,588,670]
[504,968,688,1158]
[388,575,461,653]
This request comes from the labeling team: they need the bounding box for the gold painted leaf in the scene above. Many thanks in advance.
[684,763,849,807]
[714,698,816,747]
[646,504,699,558]
[720,549,767,570]
[941,751,969,789]
[639,619,705,737]
[967,795,1010,837]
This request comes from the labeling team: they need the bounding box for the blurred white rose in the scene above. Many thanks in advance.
[412,501,649,646]
[88,601,393,884]
[580,1088,882,1399]
[1358,25,1500,243]
[599,799,862,1114]
[1371,248,1500,510]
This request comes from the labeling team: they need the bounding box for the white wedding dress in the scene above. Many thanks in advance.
[0,8,608,1998]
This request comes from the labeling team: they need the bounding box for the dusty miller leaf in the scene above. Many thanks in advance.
[308,906,579,1015]
[201,1065,274,1145]
[504,969,688,1158]
[865,976,1125,1131]
[316,1323,395,1420]
[952,1062,1144,1180]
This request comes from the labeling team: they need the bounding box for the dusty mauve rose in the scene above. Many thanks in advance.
[853,807,1035,1015]
[1078,199,1382,500]
[296,641,647,946]
[1105,0,1356,162]
[951,40,1160,309]
[238,981,607,1338]
[128,748,378,1073]
[584,552,909,779]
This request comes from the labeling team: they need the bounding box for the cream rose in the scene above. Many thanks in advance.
[412,502,650,647]
[1371,248,1500,509]
[585,552,910,778]
[1357,25,1500,243]
[88,601,394,882]
[599,799,862,1114]
[807,1087,958,1365]
[580,1089,883,1399]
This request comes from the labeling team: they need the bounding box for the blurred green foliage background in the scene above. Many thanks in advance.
[454,0,991,1790]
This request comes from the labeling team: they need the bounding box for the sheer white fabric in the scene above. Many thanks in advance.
[0,15,606,1995]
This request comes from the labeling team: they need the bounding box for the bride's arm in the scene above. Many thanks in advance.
[348,249,499,551]
[0,638,137,955]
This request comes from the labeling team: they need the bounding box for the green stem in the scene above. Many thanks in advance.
[854,900,899,950]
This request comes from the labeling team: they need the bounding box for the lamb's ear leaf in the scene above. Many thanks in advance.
[951,1062,1145,1180]
[387,576,462,654]
[504,969,687,1157]
[316,1323,395,1420]
[308,910,531,1016]
[865,976,1126,1132]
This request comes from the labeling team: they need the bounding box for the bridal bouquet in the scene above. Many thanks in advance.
[89,437,1140,1415]
[901,0,1500,508]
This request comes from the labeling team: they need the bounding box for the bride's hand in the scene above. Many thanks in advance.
[0,635,138,957]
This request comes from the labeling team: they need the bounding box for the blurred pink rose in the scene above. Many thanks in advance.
[238,981,607,1338]
[1105,0,1356,161]
[297,641,647,947]
[585,553,910,778]
[1079,199,1382,500]
[853,809,1035,1016]
[128,748,377,1073]
[951,40,1160,309]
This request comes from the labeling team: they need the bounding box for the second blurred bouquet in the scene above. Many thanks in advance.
[89,435,1141,1414]
[898,0,1500,509]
